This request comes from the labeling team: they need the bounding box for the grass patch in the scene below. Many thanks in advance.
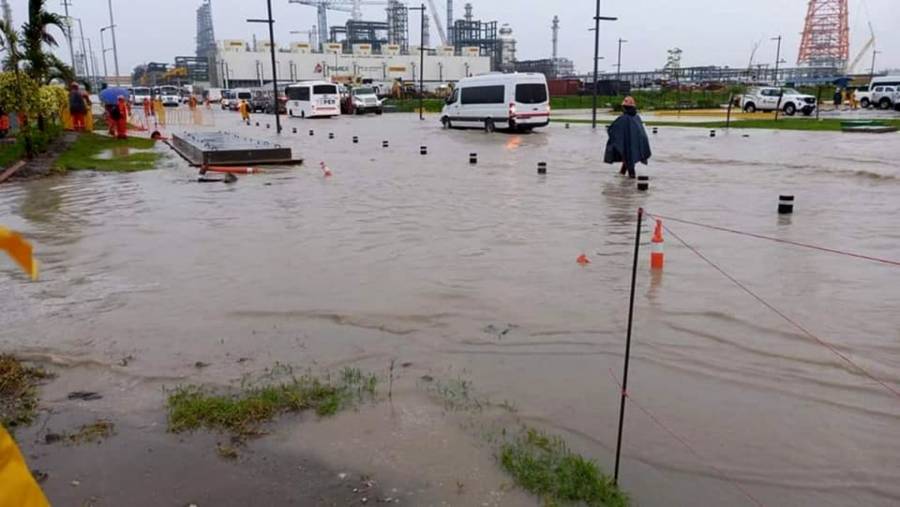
[0,355,51,430]
[52,419,115,445]
[166,367,377,437]
[500,428,628,507]
[55,133,159,173]
[553,117,900,132]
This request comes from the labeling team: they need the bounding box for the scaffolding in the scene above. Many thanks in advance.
[386,0,409,53]
[449,19,500,70]
[332,20,390,52]
[196,0,217,84]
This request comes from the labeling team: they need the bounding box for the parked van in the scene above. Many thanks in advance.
[205,88,224,103]
[131,87,151,106]
[154,86,181,107]
[230,88,253,111]
[220,90,234,110]
[865,76,900,109]
[441,73,550,132]
[285,81,341,118]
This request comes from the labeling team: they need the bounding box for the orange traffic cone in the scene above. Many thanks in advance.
[651,220,665,270]
[577,254,591,266]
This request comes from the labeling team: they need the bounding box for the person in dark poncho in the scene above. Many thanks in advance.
[604,96,651,178]
[69,82,87,131]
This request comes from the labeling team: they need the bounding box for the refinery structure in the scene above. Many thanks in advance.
[130,0,881,91]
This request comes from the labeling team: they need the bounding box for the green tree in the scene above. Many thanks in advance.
[21,0,67,84]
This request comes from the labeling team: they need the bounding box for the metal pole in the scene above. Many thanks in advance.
[419,4,425,121]
[86,38,96,88]
[616,38,625,92]
[869,50,879,84]
[614,207,643,485]
[591,0,600,129]
[77,18,89,83]
[62,0,76,71]
[265,0,282,134]
[100,29,109,81]
[772,35,782,86]
[107,0,120,80]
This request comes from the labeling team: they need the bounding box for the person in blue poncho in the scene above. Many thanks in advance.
[604,96,652,178]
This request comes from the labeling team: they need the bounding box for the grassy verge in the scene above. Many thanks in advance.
[0,125,64,168]
[55,133,159,172]
[1,355,51,430]
[551,91,731,111]
[167,367,377,438]
[501,428,628,507]
[383,98,446,113]
[553,117,900,132]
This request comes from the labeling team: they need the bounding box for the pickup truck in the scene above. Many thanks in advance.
[740,87,817,116]
[871,85,897,110]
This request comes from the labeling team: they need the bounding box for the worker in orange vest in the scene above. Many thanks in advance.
[239,99,251,124]
[115,96,129,139]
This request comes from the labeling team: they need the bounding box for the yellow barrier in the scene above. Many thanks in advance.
[0,428,50,507]
[0,227,38,280]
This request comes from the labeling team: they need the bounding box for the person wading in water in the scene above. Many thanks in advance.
[604,96,652,179]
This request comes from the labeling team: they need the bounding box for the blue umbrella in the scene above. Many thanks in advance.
[99,87,130,106]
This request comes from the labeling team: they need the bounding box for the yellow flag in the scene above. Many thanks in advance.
[0,227,39,280]
[0,427,50,507]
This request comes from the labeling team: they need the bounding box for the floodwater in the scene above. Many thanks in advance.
[2,112,899,506]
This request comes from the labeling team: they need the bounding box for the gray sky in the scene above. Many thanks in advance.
[7,0,898,76]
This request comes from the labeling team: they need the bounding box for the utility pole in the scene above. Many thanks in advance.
[100,27,110,81]
[771,35,782,86]
[409,4,426,120]
[107,0,120,80]
[247,0,282,134]
[61,0,77,72]
[76,18,89,84]
[86,37,96,90]
[869,49,880,84]
[616,38,627,94]
[591,1,617,129]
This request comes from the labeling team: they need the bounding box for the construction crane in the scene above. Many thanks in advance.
[425,0,448,46]
[846,22,875,74]
[289,0,395,50]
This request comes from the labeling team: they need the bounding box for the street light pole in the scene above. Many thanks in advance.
[247,0,282,134]
[408,4,426,120]
[591,1,617,129]
[75,18,90,84]
[61,0,77,71]
[869,49,880,84]
[100,27,109,81]
[107,0,120,80]
[771,35,782,86]
[616,38,627,93]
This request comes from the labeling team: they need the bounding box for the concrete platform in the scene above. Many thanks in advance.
[170,131,302,167]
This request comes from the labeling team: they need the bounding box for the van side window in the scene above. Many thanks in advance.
[448,89,459,104]
[288,87,310,101]
[461,85,505,105]
[515,84,547,104]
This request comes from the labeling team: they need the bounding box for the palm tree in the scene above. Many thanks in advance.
[21,0,67,84]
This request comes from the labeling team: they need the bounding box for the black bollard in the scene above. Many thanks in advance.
[565,123,570,129]
[778,195,794,214]
[420,146,427,155]
[329,132,334,140]
[292,127,297,134]
[309,130,314,136]
[652,127,658,135]
[637,175,650,191]
[383,140,389,148]
[255,122,259,127]
[710,129,716,138]
[266,124,271,129]
[469,153,477,164]
[537,162,547,175]
[353,136,359,144]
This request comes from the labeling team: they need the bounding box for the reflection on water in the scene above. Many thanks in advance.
[1,116,899,506]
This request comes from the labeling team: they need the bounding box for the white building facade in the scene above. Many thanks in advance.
[215,40,492,89]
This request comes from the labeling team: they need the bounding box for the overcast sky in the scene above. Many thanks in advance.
[6,0,897,76]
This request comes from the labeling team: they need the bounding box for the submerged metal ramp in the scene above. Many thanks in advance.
[170,132,301,167]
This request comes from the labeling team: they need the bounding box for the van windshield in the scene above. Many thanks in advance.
[133,87,150,95]
[515,83,548,104]
[160,87,178,95]
[237,92,252,100]
[314,85,337,95]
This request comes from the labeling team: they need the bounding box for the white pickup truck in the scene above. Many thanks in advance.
[740,87,817,116]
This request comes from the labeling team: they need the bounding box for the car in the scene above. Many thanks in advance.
[131,87,152,106]
[229,89,252,111]
[856,85,873,109]
[250,90,269,113]
[440,72,551,132]
[740,87,817,116]
[348,87,384,115]
[220,90,234,110]
[872,85,897,110]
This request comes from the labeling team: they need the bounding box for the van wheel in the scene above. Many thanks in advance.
[860,98,870,109]
[783,103,796,116]
[743,103,756,113]
[441,117,452,129]
[484,119,495,133]
[879,98,892,110]
[301,111,306,119]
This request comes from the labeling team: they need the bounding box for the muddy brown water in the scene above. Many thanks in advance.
[2,112,899,506]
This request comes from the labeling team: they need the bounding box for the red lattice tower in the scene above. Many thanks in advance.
[797,0,849,68]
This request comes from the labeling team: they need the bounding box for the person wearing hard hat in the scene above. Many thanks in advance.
[604,96,652,179]
[238,98,251,124]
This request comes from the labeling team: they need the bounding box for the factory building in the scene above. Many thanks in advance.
[213,41,491,89]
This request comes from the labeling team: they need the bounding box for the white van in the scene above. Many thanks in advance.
[285,81,341,118]
[155,86,181,107]
[230,88,253,111]
[131,87,151,106]
[441,73,550,132]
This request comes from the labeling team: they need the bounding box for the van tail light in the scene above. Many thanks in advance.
[509,102,517,119]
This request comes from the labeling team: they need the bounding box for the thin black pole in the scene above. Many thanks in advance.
[591,0,600,129]
[419,3,425,121]
[614,207,643,485]
[266,0,282,134]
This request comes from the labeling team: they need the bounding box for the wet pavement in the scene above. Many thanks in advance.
[2,110,899,506]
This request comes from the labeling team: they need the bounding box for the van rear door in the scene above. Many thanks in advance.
[513,82,549,124]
